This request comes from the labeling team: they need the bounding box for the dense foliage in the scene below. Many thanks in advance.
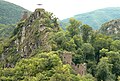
[0,52,95,81]
[0,7,120,81]
[51,18,120,81]
[0,24,16,38]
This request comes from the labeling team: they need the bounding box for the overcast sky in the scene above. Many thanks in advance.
[4,0,120,20]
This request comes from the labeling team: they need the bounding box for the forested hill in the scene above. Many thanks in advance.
[0,0,28,24]
[0,8,120,80]
[62,7,120,29]
[0,0,29,38]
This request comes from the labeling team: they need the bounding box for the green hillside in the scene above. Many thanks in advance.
[0,1,120,81]
[0,0,28,24]
[62,7,120,29]
[0,8,95,81]
[0,9,120,80]
[0,0,29,38]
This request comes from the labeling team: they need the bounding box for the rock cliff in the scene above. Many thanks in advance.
[0,8,59,67]
[99,19,120,39]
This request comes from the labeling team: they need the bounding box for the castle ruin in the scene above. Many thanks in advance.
[21,11,28,20]
[61,51,86,76]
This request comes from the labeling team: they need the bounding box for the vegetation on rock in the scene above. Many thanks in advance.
[0,6,120,81]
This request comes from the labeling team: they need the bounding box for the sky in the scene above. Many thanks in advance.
[4,0,120,20]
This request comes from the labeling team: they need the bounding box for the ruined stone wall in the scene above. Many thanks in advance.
[71,63,86,76]
[61,51,86,76]
[21,11,28,20]
[61,51,72,65]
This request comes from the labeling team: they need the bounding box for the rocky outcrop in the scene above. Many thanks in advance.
[99,19,120,35]
[0,8,59,67]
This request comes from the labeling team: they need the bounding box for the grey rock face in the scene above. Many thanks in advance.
[99,19,120,35]
[1,8,59,67]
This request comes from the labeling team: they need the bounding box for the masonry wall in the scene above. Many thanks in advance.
[61,51,86,76]
[21,11,28,20]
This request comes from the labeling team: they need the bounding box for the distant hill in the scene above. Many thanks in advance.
[0,0,29,24]
[62,7,120,29]
[0,0,29,38]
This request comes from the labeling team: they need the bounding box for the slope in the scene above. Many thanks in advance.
[62,7,120,29]
[0,0,28,24]
[0,0,30,38]
[0,8,95,81]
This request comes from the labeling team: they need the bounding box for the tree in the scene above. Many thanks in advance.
[79,74,95,81]
[63,38,76,51]
[107,51,120,79]
[96,57,115,81]
[73,35,83,49]
[72,50,84,65]
[110,40,120,51]
[80,24,92,43]
[82,43,95,61]
[93,34,113,62]
[99,48,108,58]
[67,18,82,37]
[93,34,112,51]
[0,52,63,80]
[51,31,66,50]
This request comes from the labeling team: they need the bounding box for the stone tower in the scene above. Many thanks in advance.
[61,51,72,65]
[61,51,87,76]
[71,63,86,76]
[21,11,28,20]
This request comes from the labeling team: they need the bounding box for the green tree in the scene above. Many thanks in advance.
[99,48,108,58]
[82,43,95,61]
[63,38,76,51]
[93,34,113,62]
[96,57,115,81]
[67,18,82,37]
[51,31,66,50]
[80,24,92,43]
[73,35,83,48]
[110,40,120,51]
[107,51,120,79]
